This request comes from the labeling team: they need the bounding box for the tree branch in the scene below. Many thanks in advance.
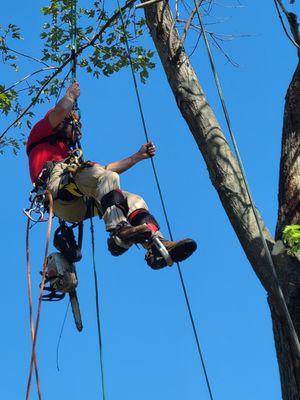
[0,0,139,141]
[79,0,138,54]
[0,61,69,141]
[0,46,52,67]
[178,0,204,49]
[0,67,57,95]
[274,0,300,52]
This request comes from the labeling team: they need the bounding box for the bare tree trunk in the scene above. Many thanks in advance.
[143,2,300,398]
[276,62,300,238]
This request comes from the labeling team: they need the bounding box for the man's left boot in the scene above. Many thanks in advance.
[108,223,152,256]
[145,238,197,269]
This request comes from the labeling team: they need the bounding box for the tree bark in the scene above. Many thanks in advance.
[276,62,300,238]
[143,2,300,399]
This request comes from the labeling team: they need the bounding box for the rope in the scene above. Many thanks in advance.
[116,2,215,399]
[193,2,300,358]
[25,191,54,400]
[70,3,106,396]
[71,0,78,84]
[89,201,106,400]
[56,300,71,371]
[25,218,42,400]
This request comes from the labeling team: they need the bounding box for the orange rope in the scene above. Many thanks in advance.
[25,218,42,400]
[25,191,54,400]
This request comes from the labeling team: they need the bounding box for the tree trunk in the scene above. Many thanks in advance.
[143,2,300,399]
[276,62,300,238]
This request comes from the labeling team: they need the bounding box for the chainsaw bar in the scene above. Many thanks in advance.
[69,289,83,332]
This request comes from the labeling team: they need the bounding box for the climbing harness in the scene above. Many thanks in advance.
[26,112,82,158]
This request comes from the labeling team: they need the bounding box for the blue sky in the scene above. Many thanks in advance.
[1,1,298,399]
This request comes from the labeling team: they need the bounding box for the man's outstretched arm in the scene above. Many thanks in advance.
[105,142,156,174]
[48,82,80,129]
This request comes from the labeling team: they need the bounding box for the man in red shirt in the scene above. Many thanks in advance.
[27,82,196,269]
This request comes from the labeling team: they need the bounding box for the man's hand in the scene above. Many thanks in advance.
[136,142,156,160]
[105,142,156,174]
[66,82,80,101]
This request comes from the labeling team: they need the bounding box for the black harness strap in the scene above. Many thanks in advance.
[27,131,69,156]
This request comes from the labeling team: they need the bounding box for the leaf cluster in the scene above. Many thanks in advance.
[0,0,155,153]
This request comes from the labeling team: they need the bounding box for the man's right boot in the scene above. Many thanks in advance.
[145,238,197,269]
[108,223,152,256]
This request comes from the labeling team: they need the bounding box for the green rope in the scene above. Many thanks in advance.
[70,2,105,397]
[89,202,106,400]
[116,2,215,400]
[71,0,77,53]
[282,225,300,255]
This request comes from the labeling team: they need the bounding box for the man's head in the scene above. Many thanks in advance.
[47,109,81,143]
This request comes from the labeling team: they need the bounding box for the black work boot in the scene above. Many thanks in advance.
[108,223,152,256]
[145,238,197,269]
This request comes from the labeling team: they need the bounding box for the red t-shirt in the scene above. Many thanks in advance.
[27,114,69,182]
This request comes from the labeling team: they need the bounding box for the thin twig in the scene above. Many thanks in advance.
[0,67,57,95]
[0,62,69,141]
[80,0,137,52]
[0,46,51,67]
[209,32,239,67]
[273,0,300,49]
[179,0,204,48]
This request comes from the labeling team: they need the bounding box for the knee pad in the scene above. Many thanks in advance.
[101,189,129,216]
[128,208,160,233]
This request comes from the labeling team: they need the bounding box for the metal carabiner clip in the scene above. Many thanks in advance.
[23,195,48,223]
[23,207,47,223]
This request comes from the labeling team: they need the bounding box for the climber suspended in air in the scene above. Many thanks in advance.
[26,82,197,269]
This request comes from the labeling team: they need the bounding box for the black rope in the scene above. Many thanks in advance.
[116,2,215,399]
[56,301,71,371]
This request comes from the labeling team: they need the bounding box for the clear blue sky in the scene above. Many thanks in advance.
[1,1,297,399]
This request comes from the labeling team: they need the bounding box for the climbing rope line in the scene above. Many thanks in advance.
[56,300,71,371]
[70,2,106,397]
[25,191,54,400]
[90,204,106,400]
[193,2,300,358]
[25,217,42,400]
[55,67,72,105]
[116,2,215,399]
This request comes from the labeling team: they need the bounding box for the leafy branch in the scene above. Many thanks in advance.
[0,0,156,151]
